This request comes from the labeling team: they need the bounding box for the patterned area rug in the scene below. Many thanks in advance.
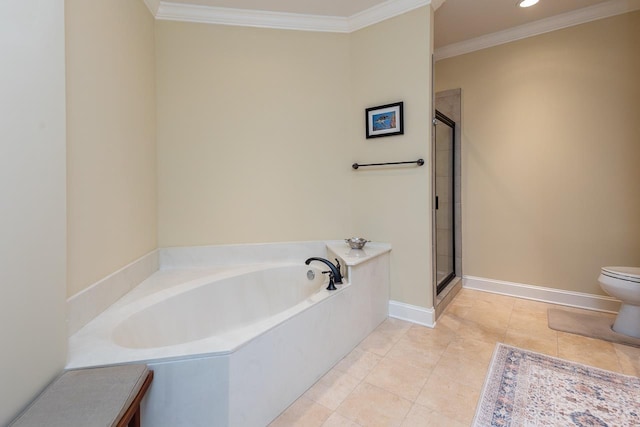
[473,343,640,426]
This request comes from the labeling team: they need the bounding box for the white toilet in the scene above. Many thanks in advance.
[598,266,640,338]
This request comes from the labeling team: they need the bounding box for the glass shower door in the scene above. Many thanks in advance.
[434,110,455,294]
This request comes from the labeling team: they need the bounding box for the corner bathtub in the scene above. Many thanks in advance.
[67,242,391,427]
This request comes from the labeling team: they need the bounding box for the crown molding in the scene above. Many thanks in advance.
[156,2,348,32]
[434,0,640,61]
[155,0,431,33]
[348,0,430,32]
[143,0,161,16]
[431,0,446,12]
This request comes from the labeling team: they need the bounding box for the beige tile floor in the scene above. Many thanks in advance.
[269,289,640,427]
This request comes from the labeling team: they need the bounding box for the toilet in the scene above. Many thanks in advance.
[598,266,640,338]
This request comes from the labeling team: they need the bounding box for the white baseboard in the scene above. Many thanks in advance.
[389,300,436,328]
[463,275,620,314]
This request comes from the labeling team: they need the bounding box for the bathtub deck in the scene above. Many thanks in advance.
[66,242,392,427]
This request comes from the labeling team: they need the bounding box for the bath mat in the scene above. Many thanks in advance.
[472,343,640,426]
[548,308,640,348]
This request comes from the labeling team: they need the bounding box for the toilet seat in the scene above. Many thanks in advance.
[601,266,640,284]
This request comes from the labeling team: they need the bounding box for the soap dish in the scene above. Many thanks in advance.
[345,237,368,249]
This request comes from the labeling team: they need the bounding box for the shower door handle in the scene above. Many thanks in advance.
[435,196,439,210]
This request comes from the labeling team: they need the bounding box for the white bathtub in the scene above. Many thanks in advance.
[67,241,391,427]
[111,263,333,355]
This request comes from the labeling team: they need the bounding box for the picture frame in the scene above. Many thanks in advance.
[365,102,404,139]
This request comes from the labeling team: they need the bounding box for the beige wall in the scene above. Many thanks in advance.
[66,0,157,296]
[0,3,433,423]
[0,1,67,423]
[350,8,433,307]
[156,8,433,308]
[435,11,640,295]
[156,23,354,246]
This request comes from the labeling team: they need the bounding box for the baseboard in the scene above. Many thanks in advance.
[388,300,436,328]
[463,275,621,314]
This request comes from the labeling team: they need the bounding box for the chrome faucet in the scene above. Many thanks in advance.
[304,257,343,288]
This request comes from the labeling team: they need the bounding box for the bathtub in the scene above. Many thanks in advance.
[67,241,391,427]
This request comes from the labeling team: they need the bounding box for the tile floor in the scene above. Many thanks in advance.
[269,288,640,427]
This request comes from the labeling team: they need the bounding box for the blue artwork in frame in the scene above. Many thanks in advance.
[365,102,404,138]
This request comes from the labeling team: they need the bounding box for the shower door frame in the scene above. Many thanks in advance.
[434,109,456,295]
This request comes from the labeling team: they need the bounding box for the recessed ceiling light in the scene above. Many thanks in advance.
[518,0,539,7]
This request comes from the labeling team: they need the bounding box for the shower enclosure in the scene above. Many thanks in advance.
[434,110,456,294]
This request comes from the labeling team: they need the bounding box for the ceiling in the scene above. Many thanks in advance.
[434,0,613,47]
[160,0,623,48]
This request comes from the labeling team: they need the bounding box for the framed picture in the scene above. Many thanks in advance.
[365,102,404,139]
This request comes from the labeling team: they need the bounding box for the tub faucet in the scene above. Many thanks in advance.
[305,257,343,285]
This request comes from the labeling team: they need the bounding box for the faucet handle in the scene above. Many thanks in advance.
[334,258,342,272]
[322,270,337,291]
